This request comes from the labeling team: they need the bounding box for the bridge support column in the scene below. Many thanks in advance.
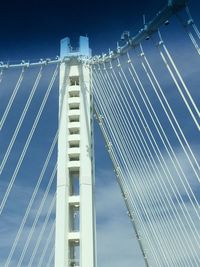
[55,36,96,267]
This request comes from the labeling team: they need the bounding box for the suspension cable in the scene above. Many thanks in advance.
[137,45,200,198]
[16,165,56,267]
[27,195,56,267]
[0,64,58,216]
[0,66,43,175]
[94,75,179,266]
[94,69,177,267]
[101,60,198,249]
[157,31,199,130]
[176,6,200,55]
[117,59,200,259]
[92,59,200,266]
[0,69,3,84]
[94,67,197,266]
[95,64,197,266]
[46,245,55,267]
[128,49,200,219]
[127,49,200,249]
[37,220,55,267]
[0,67,25,130]
[4,132,57,267]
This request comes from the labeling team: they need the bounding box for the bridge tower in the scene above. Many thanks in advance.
[55,36,96,267]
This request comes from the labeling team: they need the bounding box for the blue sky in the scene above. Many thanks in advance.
[0,0,198,61]
[0,64,144,266]
[0,0,199,266]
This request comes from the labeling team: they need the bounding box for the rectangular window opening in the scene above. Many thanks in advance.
[69,128,80,135]
[69,116,79,123]
[69,142,80,148]
[69,240,80,266]
[69,155,80,161]
[70,76,80,86]
[69,171,80,196]
[69,205,80,232]
[69,91,80,98]
[69,104,80,110]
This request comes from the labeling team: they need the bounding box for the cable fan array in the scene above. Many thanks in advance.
[0,2,199,267]
[0,63,59,266]
[92,10,200,267]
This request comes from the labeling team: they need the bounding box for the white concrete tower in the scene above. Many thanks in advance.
[55,36,96,267]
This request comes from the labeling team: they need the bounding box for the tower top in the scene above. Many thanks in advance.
[60,36,91,59]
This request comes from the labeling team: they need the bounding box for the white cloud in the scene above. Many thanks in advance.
[0,181,55,267]
[120,147,200,267]
[0,168,146,267]
[95,169,146,267]
[0,144,199,267]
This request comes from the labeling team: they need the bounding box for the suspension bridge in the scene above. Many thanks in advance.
[0,0,199,266]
